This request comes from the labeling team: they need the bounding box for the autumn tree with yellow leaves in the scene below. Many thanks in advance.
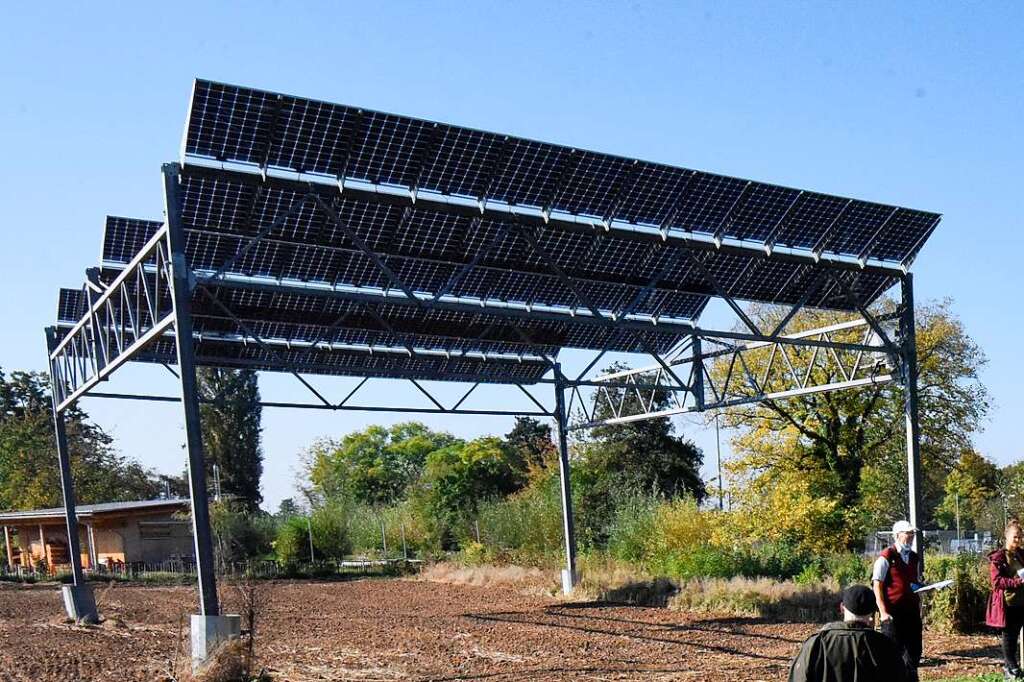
[715,298,988,551]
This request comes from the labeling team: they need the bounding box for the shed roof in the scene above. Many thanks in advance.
[0,498,189,523]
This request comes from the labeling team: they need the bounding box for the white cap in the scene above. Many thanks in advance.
[892,520,917,534]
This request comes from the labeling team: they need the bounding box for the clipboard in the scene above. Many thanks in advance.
[912,579,953,593]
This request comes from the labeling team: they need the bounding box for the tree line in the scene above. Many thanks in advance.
[0,297,1011,570]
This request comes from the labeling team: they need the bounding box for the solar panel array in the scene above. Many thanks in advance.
[54,78,942,386]
[184,79,940,266]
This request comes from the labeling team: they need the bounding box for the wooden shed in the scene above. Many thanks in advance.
[0,499,192,572]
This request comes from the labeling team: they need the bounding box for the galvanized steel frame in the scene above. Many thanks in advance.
[45,161,925,604]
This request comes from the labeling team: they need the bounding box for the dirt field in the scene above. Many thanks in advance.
[0,578,1003,681]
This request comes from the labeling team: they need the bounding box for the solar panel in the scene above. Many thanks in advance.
[101,217,164,265]
[183,79,940,269]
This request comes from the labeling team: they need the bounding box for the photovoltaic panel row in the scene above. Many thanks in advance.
[175,169,710,319]
[87,224,691,359]
[102,188,704,322]
[183,79,940,266]
[172,168,883,313]
[100,195,888,325]
[193,285,683,355]
[55,289,551,384]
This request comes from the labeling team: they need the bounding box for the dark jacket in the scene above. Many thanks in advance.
[788,621,908,682]
[987,548,1024,628]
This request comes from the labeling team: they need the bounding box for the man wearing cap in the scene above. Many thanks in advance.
[789,584,908,681]
[873,520,924,682]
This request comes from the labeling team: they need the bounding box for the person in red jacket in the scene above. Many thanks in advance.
[987,519,1024,680]
[873,520,923,682]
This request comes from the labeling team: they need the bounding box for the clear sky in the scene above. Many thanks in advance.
[1,2,1021,512]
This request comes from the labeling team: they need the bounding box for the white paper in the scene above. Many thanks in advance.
[912,579,953,593]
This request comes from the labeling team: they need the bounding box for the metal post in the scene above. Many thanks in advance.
[3,526,12,569]
[164,163,220,617]
[45,328,86,587]
[691,334,705,411]
[553,365,577,594]
[307,517,315,563]
[87,524,98,570]
[900,273,924,573]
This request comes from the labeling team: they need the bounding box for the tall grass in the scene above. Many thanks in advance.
[472,477,565,566]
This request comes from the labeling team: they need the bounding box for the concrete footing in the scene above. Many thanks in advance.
[61,584,98,624]
[561,569,577,595]
[191,614,242,670]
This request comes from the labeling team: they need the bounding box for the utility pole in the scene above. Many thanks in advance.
[213,464,222,502]
[955,492,960,545]
[715,413,724,511]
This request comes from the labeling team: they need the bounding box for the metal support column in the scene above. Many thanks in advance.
[86,524,98,570]
[164,163,220,617]
[4,526,13,568]
[691,335,705,411]
[900,273,924,571]
[553,365,577,594]
[45,328,86,587]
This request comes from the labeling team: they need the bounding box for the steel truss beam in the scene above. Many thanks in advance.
[41,159,931,617]
[573,315,896,429]
[50,226,175,412]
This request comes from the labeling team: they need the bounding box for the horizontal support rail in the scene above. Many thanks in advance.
[84,391,552,417]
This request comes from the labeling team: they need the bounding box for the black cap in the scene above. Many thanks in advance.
[841,584,877,616]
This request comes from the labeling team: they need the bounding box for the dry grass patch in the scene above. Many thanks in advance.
[416,562,560,595]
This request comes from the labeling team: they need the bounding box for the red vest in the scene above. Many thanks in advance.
[881,545,920,613]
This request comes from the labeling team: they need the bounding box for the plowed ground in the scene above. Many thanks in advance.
[0,579,1001,681]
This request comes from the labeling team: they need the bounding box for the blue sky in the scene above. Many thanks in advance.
[1,2,1020,511]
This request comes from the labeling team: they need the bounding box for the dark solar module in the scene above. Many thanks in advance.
[771,192,851,251]
[184,80,939,269]
[728,183,801,243]
[866,209,940,263]
[58,288,88,323]
[101,217,163,264]
[826,202,896,257]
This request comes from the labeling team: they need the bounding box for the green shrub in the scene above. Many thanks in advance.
[275,516,314,564]
[606,494,659,564]
[474,476,564,566]
[823,553,871,587]
[925,552,989,633]
[309,504,353,560]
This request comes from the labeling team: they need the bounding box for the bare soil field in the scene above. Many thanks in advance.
[0,579,1002,681]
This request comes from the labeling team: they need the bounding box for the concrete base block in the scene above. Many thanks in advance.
[61,584,98,624]
[561,569,578,595]
[191,614,242,670]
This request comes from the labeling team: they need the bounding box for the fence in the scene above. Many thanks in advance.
[0,556,422,583]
